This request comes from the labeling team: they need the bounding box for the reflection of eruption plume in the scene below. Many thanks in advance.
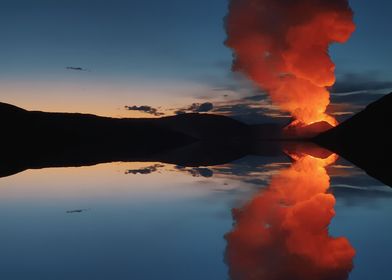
[225,0,355,126]
[225,150,355,280]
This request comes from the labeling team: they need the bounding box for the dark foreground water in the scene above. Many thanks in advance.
[0,146,391,280]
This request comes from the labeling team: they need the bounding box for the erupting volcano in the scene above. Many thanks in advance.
[225,0,355,128]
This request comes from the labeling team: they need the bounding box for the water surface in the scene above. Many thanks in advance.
[0,146,391,279]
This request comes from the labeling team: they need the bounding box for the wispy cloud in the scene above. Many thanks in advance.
[65,66,89,71]
[124,105,164,116]
[333,72,392,93]
[175,102,214,115]
[328,71,392,120]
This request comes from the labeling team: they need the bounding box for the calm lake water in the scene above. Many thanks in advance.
[0,146,391,280]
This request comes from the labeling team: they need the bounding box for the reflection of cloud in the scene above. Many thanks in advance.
[328,163,383,188]
[125,164,165,175]
[212,156,289,183]
[124,164,214,178]
[225,153,355,280]
[124,105,164,116]
[327,161,392,206]
[175,166,214,178]
[332,185,392,207]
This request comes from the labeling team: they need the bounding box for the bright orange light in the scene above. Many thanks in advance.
[225,0,355,126]
[225,150,355,280]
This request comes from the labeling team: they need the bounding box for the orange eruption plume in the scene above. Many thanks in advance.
[225,150,355,280]
[225,0,355,126]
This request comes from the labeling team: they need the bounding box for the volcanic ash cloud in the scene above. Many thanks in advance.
[225,0,355,126]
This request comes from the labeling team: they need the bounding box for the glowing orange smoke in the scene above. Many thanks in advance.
[225,0,355,126]
[225,150,355,280]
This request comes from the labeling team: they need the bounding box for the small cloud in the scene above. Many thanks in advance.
[124,105,164,116]
[188,102,214,113]
[171,92,286,124]
[243,95,268,102]
[66,66,89,71]
[174,102,214,115]
[66,209,89,214]
[333,72,392,93]
[328,72,392,121]
[212,102,288,125]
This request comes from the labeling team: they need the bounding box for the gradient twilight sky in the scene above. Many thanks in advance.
[0,0,391,119]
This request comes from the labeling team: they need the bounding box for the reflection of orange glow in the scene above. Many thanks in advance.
[225,0,355,126]
[225,151,355,280]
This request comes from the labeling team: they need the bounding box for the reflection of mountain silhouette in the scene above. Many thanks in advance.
[225,147,355,280]
[316,92,392,186]
[2,94,392,188]
[0,102,284,178]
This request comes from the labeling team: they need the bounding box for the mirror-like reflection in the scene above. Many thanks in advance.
[1,144,392,279]
[225,149,355,280]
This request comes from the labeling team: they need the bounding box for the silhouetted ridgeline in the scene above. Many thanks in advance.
[0,102,257,148]
[316,92,392,186]
[2,96,391,188]
[0,102,284,178]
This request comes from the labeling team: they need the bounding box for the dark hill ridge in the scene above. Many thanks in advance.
[0,103,193,154]
[0,102,251,146]
[0,102,256,157]
[316,92,392,186]
[0,102,282,178]
[0,102,27,114]
[2,97,392,187]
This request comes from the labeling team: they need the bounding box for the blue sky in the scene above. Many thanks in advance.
[0,0,391,120]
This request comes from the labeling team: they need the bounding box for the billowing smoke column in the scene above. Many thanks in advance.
[225,0,355,126]
[225,151,355,280]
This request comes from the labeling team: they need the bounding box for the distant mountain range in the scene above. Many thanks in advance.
[0,102,288,145]
[1,94,391,187]
[0,102,283,177]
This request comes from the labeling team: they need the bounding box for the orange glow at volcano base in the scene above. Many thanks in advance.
[225,151,355,280]
[225,0,356,127]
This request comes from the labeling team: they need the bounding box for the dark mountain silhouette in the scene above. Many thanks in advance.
[250,123,284,140]
[0,102,252,144]
[2,96,392,188]
[0,102,284,178]
[316,92,392,186]
[251,120,335,140]
[284,121,334,139]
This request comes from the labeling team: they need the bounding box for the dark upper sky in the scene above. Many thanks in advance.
[0,0,391,119]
